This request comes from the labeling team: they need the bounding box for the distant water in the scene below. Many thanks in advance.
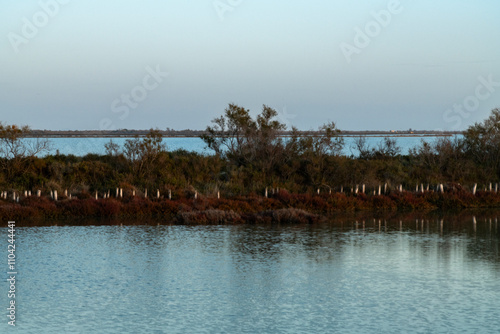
[26,136,458,157]
[1,214,499,333]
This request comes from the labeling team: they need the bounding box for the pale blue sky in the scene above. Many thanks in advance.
[1,0,499,131]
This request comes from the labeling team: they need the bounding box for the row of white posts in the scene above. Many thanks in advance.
[0,188,210,201]
[93,188,180,200]
[263,183,500,197]
[2,182,499,201]
[1,189,46,202]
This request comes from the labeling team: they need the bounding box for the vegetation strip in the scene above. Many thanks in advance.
[1,105,500,222]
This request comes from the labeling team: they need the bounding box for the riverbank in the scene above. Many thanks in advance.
[2,190,500,225]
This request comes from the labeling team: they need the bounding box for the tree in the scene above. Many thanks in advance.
[287,122,344,188]
[201,104,287,185]
[0,123,50,183]
[124,129,167,185]
[409,137,465,183]
[353,137,400,160]
[463,108,500,178]
[353,136,371,159]
[375,137,401,159]
[104,139,121,156]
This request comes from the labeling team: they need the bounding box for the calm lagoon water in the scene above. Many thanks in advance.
[1,215,499,333]
[29,136,453,157]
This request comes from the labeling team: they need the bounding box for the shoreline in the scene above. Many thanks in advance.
[2,190,500,226]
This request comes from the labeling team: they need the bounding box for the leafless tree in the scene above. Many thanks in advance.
[0,123,50,180]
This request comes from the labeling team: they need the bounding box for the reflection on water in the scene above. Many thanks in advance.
[1,212,499,333]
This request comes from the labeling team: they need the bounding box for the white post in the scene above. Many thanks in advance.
[95,191,98,200]
[378,185,381,196]
[37,190,41,197]
[384,183,387,194]
[439,184,444,193]
[145,189,148,198]
[472,183,477,195]
[116,188,119,197]
[194,191,198,200]
[132,189,136,197]
[490,183,493,192]
[265,187,268,198]
[64,189,68,197]
[168,189,172,200]
[317,188,320,195]
[120,188,123,198]
[340,186,343,193]
[217,191,220,199]
[362,184,365,194]
[355,185,359,194]
[426,184,429,191]
[54,190,58,201]
[157,189,160,199]
[50,190,54,199]
[421,184,424,193]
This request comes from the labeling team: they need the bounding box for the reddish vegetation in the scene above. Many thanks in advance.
[2,189,500,224]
